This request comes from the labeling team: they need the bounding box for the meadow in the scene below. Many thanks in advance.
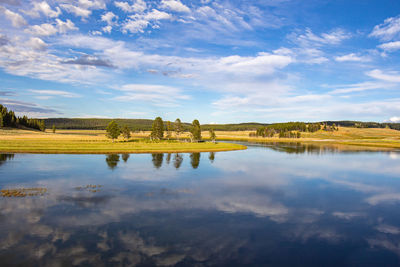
[0,128,246,154]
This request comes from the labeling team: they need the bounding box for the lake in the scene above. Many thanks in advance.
[1,142,400,266]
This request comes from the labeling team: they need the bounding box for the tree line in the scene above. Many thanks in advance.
[0,104,45,131]
[251,122,322,138]
[106,117,216,142]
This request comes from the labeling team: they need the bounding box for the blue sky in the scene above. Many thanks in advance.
[1,0,400,123]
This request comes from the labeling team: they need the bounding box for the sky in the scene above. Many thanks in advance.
[1,0,400,123]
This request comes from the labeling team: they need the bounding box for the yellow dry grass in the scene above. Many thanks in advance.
[0,128,246,154]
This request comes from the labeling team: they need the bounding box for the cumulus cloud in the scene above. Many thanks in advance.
[101,11,118,25]
[26,19,77,36]
[28,1,61,18]
[370,15,400,41]
[160,0,190,13]
[0,6,27,27]
[115,0,147,13]
[122,9,172,33]
[60,0,106,19]
[26,37,47,51]
[60,4,91,18]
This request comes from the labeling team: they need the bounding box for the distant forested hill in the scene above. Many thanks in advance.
[44,118,269,131]
[43,118,400,131]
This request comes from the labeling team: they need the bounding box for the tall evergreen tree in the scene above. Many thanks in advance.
[121,125,131,141]
[151,117,164,140]
[190,119,201,142]
[209,128,216,143]
[174,118,183,139]
[166,121,172,140]
[106,120,121,142]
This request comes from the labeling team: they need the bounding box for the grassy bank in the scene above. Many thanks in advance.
[0,129,246,154]
[206,127,400,151]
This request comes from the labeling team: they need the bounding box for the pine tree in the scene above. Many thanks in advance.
[121,125,131,141]
[190,119,201,142]
[166,121,172,140]
[0,113,3,127]
[52,124,56,133]
[209,128,216,143]
[150,117,164,140]
[174,118,183,140]
[106,120,121,142]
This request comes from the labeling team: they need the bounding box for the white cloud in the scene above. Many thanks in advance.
[367,69,400,83]
[115,0,147,13]
[144,9,172,20]
[122,9,172,34]
[330,81,395,94]
[101,11,118,25]
[56,19,78,34]
[292,28,351,46]
[388,116,400,123]
[0,6,27,27]
[26,23,58,36]
[212,52,292,76]
[335,53,370,62]
[29,89,80,98]
[122,19,149,33]
[60,4,91,18]
[60,1,105,18]
[102,25,112,33]
[30,1,61,18]
[26,37,47,51]
[378,41,400,52]
[26,19,77,36]
[370,15,400,41]
[160,0,190,13]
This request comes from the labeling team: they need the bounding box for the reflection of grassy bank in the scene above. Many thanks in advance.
[0,129,246,154]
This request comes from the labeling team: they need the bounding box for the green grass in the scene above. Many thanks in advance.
[0,129,246,154]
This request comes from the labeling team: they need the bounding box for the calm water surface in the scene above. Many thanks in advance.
[1,143,400,266]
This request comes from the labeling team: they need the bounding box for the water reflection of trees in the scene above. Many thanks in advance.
[256,142,344,154]
[190,153,200,169]
[0,154,14,167]
[152,153,164,169]
[209,152,215,163]
[122,154,130,162]
[104,152,213,170]
[106,154,120,170]
[173,153,183,169]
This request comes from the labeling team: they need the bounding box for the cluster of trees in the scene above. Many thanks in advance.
[0,104,45,131]
[279,131,301,138]
[252,122,321,138]
[105,117,210,142]
[105,120,132,142]
[150,117,205,142]
[322,123,338,131]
